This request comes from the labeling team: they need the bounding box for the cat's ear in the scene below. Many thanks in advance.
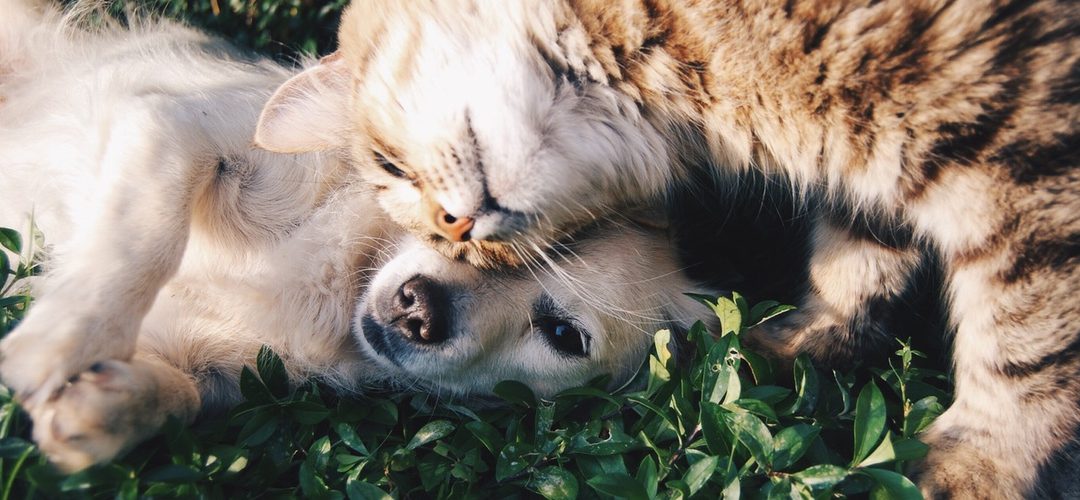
[254,53,352,153]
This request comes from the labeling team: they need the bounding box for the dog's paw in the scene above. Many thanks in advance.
[0,306,137,409]
[29,360,161,473]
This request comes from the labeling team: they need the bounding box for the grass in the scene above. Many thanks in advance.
[0,225,953,498]
[1,3,955,497]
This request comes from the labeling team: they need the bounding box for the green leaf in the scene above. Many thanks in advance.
[142,464,202,483]
[0,228,21,254]
[587,473,649,500]
[464,420,505,455]
[236,410,278,447]
[287,400,330,425]
[335,422,370,456]
[903,396,945,437]
[654,328,673,368]
[732,398,777,423]
[743,385,791,405]
[764,476,803,500]
[683,454,719,496]
[785,355,818,416]
[858,432,895,468]
[749,302,796,327]
[256,345,290,398]
[636,455,659,499]
[742,348,775,385]
[530,466,579,500]
[0,437,34,459]
[700,402,733,456]
[791,464,850,494]
[299,460,337,499]
[713,296,743,336]
[417,454,452,491]
[557,386,624,408]
[407,420,455,450]
[570,428,642,456]
[495,442,535,481]
[683,292,718,308]
[647,355,672,396]
[493,380,536,408]
[862,468,922,500]
[749,300,781,323]
[851,382,887,466]
[722,409,773,469]
[770,424,821,470]
[346,479,392,500]
[891,438,930,463]
[0,248,9,279]
[238,366,275,403]
[702,335,735,404]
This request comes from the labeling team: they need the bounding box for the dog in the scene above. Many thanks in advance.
[0,1,714,472]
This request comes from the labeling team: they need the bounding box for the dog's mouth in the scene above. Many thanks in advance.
[358,314,405,368]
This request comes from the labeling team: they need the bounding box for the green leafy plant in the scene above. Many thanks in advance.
[64,0,349,59]
[0,224,951,498]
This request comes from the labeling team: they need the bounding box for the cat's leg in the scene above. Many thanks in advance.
[903,164,1080,498]
[748,217,922,366]
[0,99,217,408]
[916,221,1079,497]
[29,354,200,473]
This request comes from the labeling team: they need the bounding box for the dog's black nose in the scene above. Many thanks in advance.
[390,276,449,344]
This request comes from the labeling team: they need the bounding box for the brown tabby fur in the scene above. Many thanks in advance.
[256,1,1079,497]
[572,4,1080,498]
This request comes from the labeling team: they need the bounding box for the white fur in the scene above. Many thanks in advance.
[0,1,716,472]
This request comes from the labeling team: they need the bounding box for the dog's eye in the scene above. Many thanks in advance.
[538,319,589,358]
[373,151,408,179]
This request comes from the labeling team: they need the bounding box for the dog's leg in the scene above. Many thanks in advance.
[30,355,200,473]
[748,218,921,366]
[0,100,216,408]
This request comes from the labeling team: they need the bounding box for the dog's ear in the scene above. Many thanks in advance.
[254,53,351,153]
[625,204,670,232]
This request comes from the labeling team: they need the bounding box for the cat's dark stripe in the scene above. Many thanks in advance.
[994,133,1080,184]
[1000,233,1080,285]
[1000,334,1080,379]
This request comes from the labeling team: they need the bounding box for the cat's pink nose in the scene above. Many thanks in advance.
[434,208,475,242]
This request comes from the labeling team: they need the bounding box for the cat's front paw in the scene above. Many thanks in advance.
[0,306,136,409]
[912,438,1026,500]
[29,360,162,473]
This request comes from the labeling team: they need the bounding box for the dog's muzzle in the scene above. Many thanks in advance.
[361,275,452,367]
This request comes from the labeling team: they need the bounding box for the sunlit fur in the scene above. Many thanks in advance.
[255,1,1080,496]
[0,1,716,473]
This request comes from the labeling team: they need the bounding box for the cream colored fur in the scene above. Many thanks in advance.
[0,1,714,472]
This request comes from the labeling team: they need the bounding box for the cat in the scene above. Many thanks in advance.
[254,1,1080,497]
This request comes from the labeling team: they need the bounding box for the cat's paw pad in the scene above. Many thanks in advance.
[30,361,156,473]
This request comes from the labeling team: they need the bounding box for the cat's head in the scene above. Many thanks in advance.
[255,0,673,267]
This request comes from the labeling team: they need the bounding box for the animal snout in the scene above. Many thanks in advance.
[390,276,450,344]
[434,207,475,242]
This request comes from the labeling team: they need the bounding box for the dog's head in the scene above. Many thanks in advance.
[355,223,716,398]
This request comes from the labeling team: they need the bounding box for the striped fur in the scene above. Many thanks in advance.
[255,0,1079,496]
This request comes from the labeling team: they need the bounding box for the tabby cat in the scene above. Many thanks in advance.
[255,1,1079,497]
